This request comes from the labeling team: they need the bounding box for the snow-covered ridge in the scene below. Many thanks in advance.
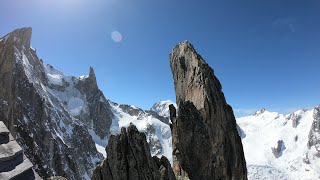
[150,100,176,118]
[151,103,320,179]
[13,45,174,177]
[107,101,173,163]
[20,46,174,169]
[44,64,89,117]
[42,63,175,164]
[237,108,320,180]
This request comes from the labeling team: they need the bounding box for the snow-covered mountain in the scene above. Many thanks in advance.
[43,66,174,176]
[0,28,173,179]
[150,100,176,118]
[237,107,320,180]
[0,27,112,179]
[108,102,173,162]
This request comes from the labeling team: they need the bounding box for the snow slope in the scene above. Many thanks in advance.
[150,100,176,118]
[237,108,320,180]
[38,62,174,169]
[150,102,320,179]
[24,58,320,180]
[108,101,173,163]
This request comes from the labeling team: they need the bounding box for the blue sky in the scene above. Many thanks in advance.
[1,0,320,117]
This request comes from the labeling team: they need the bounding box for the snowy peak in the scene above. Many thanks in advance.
[254,108,266,116]
[150,100,176,118]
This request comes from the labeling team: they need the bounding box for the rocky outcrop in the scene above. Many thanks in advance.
[0,121,39,180]
[307,106,320,154]
[254,109,266,116]
[118,104,144,117]
[0,28,104,179]
[91,123,175,180]
[286,113,302,128]
[271,140,285,158]
[153,156,176,180]
[147,124,163,156]
[169,41,247,180]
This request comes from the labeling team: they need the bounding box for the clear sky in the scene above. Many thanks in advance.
[1,0,320,117]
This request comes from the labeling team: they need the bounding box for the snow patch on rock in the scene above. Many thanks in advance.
[150,100,176,118]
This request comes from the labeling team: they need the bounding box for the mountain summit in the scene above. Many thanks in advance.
[5,27,32,49]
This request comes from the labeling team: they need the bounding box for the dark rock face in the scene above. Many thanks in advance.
[0,28,104,179]
[119,104,144,117]
[286,113,302,128]
[153,156,176,180]
[307,106,320,154]
[0,121,39,180]
[169,41,247,180]
[271,140,285,158]
[91,124,175,180]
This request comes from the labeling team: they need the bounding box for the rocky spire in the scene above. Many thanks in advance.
[169,41,247,179]
[88,66,98,88]
[75,66,113,139]
[91,123,176,180]
[89,66,96,80]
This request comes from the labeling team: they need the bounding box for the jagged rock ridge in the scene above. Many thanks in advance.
[91,123,175,180]
[109,101,173,163]
[0,27,174,179]
[0,27,114,179]
[169,41,247,179]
